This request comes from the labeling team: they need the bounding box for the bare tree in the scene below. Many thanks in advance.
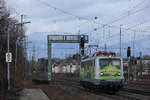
[0,0,26,99]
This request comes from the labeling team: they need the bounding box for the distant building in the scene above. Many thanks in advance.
[52,64,80,74]
[136,58,150,75]
[51,56,80,73]
[38,58,48,72]
[123,57,150,80]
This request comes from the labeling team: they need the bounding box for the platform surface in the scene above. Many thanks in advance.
[19,88,49,100]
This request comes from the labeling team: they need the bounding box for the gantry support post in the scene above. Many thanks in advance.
[47,36,52,81]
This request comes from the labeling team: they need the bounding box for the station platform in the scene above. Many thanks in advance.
[18,88,49,100]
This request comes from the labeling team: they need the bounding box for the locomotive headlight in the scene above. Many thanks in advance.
[100,72,104,76]
[108,55,112,58]
[118,72,121,76]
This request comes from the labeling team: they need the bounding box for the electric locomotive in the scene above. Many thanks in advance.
[80,51,124,92]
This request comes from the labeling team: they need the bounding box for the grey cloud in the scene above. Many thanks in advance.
[6,0,150,58]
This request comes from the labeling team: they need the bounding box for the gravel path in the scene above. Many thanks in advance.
[18,88,49,100]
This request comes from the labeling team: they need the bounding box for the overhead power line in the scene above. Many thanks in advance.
[85,4,150,34]
[35,31,74,34]
[36,0,150,36]
[104,19,150,39]
[36,0,90,21]
[96,0,127,16]
[122,19,150,32]
[108,4,150,24]
[99,0,146,20]
[35,0,124,31]
[129,0,146,11]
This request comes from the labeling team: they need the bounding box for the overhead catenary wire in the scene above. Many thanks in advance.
[100,47,150,50]
[87,17,150,38]
[96,0,128,17]
[36,0,150,51]
[108,4,150,24]
[98,0,146,21]
[105,0,147,23]
[36,0,150,36]
[34,31,74,34]
[106,29,150,53]
[85,4,150,34]
[34,0,129,31]
[36,0,91,21]
[35,0,147,25]
[108,18,150,39]
[122,19,150,32]
[102,19,150,52]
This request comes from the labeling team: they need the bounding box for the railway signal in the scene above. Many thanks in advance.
[80,36,84,48]
[80,36,85,56]
[127,46,131,83]
[127,46,131,57]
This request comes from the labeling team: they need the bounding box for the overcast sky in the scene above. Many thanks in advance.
[6,0,150,58]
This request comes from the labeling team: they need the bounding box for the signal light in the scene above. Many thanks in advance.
[127,46,131,57]
[100,72,104,75]
[80,37,84,48]
[118,72,121,76]
[80,36,85,56]
[108,55,112,58]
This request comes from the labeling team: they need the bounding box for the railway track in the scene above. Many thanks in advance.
[54,77,150,95]
[52,77,150,100]
[121,88,150,96]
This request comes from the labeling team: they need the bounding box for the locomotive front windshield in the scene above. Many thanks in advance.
[99,59,122,79]
[99,59,121,69]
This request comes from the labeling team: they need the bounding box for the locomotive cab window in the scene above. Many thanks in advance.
[99,59,121,69]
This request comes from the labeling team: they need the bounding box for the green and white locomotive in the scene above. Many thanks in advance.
[80,51,124,92]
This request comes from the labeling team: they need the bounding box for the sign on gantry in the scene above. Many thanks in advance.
[48,35,88,43]
[47,35,88,81]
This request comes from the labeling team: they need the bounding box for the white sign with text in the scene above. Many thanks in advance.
[6,52,12,63]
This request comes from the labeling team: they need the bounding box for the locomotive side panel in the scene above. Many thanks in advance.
[80,59,96,80]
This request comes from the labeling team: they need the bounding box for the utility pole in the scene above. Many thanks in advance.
[104,43,107,52]
[47,41,51,80]
[133,32,135,57]
[140,52,142,79]
[17,15,31,78]
[21,15,23,33]
[78,18,80,35]
[13,15,31,85]
[127,46,131,83]
[133,31,136,80]
[31,45,36,75]
[7,24,11,90]
[103,24,106,48]
[120,24,123,57]
[14,38,21,87]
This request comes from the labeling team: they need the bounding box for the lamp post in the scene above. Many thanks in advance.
[120,24,123,57]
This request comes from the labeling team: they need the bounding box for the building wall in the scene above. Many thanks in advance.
[52,65,79,73]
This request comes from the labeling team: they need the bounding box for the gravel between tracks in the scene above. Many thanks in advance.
[20,76,150,100]
[53,77,150,100]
